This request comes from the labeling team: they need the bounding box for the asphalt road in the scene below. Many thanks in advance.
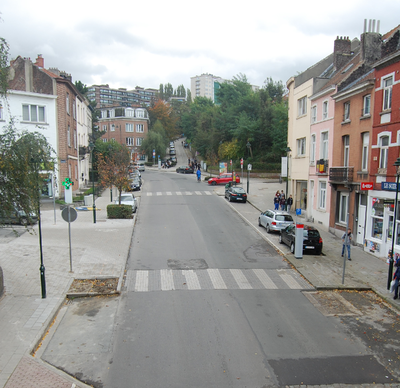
[41,169,397,387]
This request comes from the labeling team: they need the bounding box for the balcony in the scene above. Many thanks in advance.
[329,167,354,183]
[316,159,329,174]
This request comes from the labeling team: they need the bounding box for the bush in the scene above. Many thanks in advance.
[107,204,133,219]
[145,162,153,166]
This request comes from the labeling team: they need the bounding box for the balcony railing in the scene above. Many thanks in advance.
[329,167,354,183]
[316,159,329,174]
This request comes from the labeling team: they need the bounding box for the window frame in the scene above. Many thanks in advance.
[310,134,316,164]
[379,135,389,169]
[126,123,134,132]
[297,137,306,157]
[361,132,369,171]
[22,104,46,123]
[343,135,350,167]
[383,76,393,111]
[318,180,327,210]
[298,97,307,117]
[311,105,317,124]
[339,192,349,224]
[322,100,328,120]
[136,124,144,133]
[66,93,70,115]
[321,131,329,160]
[67,125,71,147]
[344,101,350,121]
[363,94,371,116]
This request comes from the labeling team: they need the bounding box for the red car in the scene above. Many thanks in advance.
[208,173,240,186]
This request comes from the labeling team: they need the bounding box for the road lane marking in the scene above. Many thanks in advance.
[253,269,278,289]
[195,191,202,195]
[160,269,175,290]
[135,270,149,292]
[230,269,253,289]
[182,270,201,290]
[166,192,172,195]
[156,192,162,196]
[279,273,302,289]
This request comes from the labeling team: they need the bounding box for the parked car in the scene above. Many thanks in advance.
[133,162,145,172]
[169,149,176,155]
[225,186,247,203]
[176,165,194,174]
[258,209,294,233]
[114,194,137,213]
[279,224,323,255]
[127,176,141,191]
[170,156,177,163]
[0,206,38,225]
[208,173,240,186]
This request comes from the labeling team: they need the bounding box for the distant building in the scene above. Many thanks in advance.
[87,84,158,108]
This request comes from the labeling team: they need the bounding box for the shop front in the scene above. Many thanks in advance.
[365,189,400,259]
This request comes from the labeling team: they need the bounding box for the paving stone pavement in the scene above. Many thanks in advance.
[0,173,399,387]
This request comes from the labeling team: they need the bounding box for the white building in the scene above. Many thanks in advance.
[190,73,225,102]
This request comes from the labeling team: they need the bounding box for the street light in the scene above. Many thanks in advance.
[285,147,291,198]
[31,154,46,298]
[388,157,400,289]
[89,141,96,224]
[246,142,251,194]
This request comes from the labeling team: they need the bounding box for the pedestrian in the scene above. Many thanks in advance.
[341,229,353,260]
[287,195,293,212]
[196,168,201,183]
[274,192,280,210]
[280,194,286,210]
[393,258,400,300]
[188,158,190,165]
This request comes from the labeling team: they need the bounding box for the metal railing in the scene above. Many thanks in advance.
[329,166,354,183]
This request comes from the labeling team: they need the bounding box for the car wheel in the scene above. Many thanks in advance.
[266,224,271,233]
[243,200,246,203]
[211,181,217,186]
[290,242,295,253]
[279,234,283,244]
[316,248,321,255]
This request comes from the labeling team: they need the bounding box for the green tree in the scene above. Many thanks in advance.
[0,37,9,98]
[176,85,186,98]
[74,80,88,95]
[141,120,168,161]
[164,83,173,100]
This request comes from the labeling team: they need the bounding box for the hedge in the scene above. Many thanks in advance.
[107,204,133,219]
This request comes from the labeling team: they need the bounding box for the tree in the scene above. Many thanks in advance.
[176,85,186,98]
[96,141,130,204]
[0,37,9,98]
[140,120,168,161]
[74,80,88,95]
[148,100,178,139]
[0,122,54,225]
[163,83,174,100]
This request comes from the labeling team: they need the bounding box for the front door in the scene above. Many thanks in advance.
[357,194,367,245]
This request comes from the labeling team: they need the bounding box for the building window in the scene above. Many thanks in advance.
[126,137,134,146]
[111,124,115,132]
[379,135,389,169]
[363,95,371,116]
[66,93,70,115]
[102,138,108,143]
[311,105,317,124]
[297,138,306,156]
[322,101,328,120]
[344,102,350,121]
[73,102,76,119]
[136,137,143,146]
[136,109,145,118]
[321,132,329,160]
[126,123,133,132]
[22,104,46,123]
[343,135,349,167]
[74,130,77,149]
[298,97,307,117]
[68,164,71,179]
[383,76,393,111]
[319,181,327,210]
[75,165,78,180]
[103,125,107,132]
[67,125,71,147]
[339,192,349,224]
[361,132,369,171]
[310,134,316,164]
[371,199,384,240]
[136,124,144,133]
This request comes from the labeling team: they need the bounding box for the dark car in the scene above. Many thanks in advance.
[176,165,194,174]
[225,186,247,203]
[279,224,323,255]
[0,206,38,225]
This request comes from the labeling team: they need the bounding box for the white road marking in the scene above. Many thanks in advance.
[135,270,149,292]
[207,269,227,289]
[279,274,302,289]
[160,269,175,290]
[182,270,201,290]
[253,269,278,289]
[195,191,202,195]
[176,192,182,195]
[156,192,162,196]
[230,269,253,289]
[166,192,172,195]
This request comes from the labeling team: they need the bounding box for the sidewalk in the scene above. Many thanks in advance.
[0,189,134,387]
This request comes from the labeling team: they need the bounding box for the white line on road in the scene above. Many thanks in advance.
[160,269,175,290]
[182,270,201,290]
[279,274,302,289]
[253,269,278,289]
[207,269,227,289]
[230,269,253,289]
[135,271,149,292]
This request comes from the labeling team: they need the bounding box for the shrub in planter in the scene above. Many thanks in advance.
[107,204,133,219]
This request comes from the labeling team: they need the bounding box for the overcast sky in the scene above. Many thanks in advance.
[1,1,400,93]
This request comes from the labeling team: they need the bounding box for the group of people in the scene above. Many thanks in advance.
[188,158,200,171]
[274,190,293,212]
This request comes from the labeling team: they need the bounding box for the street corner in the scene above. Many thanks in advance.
[66,277,119,298]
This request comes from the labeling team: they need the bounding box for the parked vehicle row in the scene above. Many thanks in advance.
[225,186,247,203]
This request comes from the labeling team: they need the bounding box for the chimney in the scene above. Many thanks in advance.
[361,19,382,64]
[34,54,44,68]
[334,36,351,70]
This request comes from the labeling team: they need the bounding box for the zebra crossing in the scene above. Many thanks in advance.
[125,268,313,292]
[146,191,213,196]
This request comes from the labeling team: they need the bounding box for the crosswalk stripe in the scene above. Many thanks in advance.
[207,269,227,289]
[195,191,202,195]
[182,270,201,290]
[135,270,149,292]
[166,192,172,195]
[125,269,312,292]
[156,192,162,196]
[185,191,192,195]
[230,269,253,289]
[253,269,278,289]
[205,191,212,195]
[176,192,182,195]
[147,192,153,196]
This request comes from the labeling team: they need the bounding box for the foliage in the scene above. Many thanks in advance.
[0,121,55,223]
[96,142,130,203]
[148,99,178,139]
[107,204,132,219]
[0,37,9,98]
[141,120,169,161]
[74,80,88,95]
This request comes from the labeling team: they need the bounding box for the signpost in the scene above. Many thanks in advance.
[247,164,252,194]
[62,205,78,272]
[241,158,243,181]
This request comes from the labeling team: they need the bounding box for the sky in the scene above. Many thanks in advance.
[1,0,400,93]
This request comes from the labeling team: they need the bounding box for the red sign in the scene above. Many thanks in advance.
[361,182,373,190]
[240,158,243,167]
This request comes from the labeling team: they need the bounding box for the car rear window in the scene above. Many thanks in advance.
[233,188,245,193]
[305,230,320,238]
[276,215,293,222]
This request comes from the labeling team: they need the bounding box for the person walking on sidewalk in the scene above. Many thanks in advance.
[393,258,400,300]
[341,229,353,260]
[287,195,293,212]
[274,192,280,210]
[196,168,201,182]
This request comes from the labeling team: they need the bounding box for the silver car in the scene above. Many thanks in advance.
[258,209,294,233]
[114,194,137,213]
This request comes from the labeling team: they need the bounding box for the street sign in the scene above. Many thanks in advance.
[296,208,301,216]
[240,158,243,167]
[62,206,77,223]
[361,182,373,190]
[247,164,252,171]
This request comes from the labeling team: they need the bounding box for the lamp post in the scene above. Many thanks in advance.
[89,142,96,224]
[388,157,400,289]
[285,147,291,198]
[31,155,46,298]
[246,142,251,194]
